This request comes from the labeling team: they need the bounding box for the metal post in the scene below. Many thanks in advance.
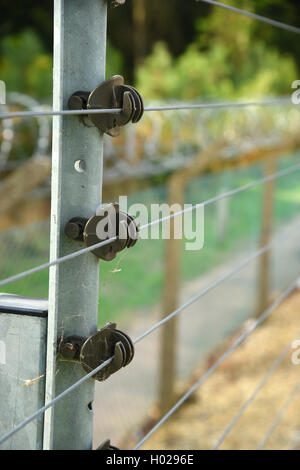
[0,295,47,450]
[44,0,107,450]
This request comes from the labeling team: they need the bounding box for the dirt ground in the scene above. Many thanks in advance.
[141,289,300,450]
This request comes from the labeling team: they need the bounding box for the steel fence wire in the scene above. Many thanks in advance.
[257,379,300,450]
[1,0,300,449]
[133,279,298,450]
[0,356,114,446]
[200,0,300,35]
[0,97,294,121]
[1,160,300,289]
[290,428,300,450]
[0,248,297,447]
[133,222,300,345]
[0,185,299,446]
[0,219,50,297]
[212,333,300,449]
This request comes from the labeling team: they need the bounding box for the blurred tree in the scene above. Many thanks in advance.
[106,40,124,79]
[108,0,207,80]
[136,4,297,100]
[0,29,52,99]
[1,0,299,90]
[251,0,300,72]
[0,30,122,99]
[0,0,53,51]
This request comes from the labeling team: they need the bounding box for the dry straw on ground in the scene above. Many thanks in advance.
[142,290,300,450]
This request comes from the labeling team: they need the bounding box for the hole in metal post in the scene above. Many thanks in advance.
[74,159,86,173]
[88,401,93,412]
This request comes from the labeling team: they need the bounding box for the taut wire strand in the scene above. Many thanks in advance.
[200,0,300,35]
[1,160,300,289]
[133,280,297,449]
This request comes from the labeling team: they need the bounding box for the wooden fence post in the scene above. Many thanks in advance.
[158,142,225,415]
[257,155,277,316]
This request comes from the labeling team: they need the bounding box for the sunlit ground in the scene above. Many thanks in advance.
[141,290,300,450]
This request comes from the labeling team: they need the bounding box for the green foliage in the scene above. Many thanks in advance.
[106,40,124,79]
[136,7,297,101]
[0,29,52,99]
[1,3,298,102]
[0,31,124,99]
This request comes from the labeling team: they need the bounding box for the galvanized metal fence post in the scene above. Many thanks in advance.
[0,296,47,450]
[44,0,107,450]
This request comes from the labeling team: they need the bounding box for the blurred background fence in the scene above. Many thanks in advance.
[1,0,300,449]
[1,100,300,445]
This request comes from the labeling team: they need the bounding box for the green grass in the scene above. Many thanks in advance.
[1,152,300,326]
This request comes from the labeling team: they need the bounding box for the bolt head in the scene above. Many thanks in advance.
[65,222,81,240]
